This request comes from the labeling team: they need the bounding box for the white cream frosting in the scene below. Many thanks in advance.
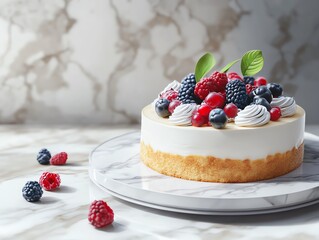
[161,80,181,94]
[271,96,297,117]
[169,104,197,126]
[141,104,305,160]
[235,105,270,127]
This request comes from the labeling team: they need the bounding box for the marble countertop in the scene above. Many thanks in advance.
[1,125,319,240]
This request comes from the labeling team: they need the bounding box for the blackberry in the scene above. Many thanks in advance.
[243,76,255,85]
[22,181,43,202]
[178,73,201,104]
[226,80,248,109]
[37,148,51,165]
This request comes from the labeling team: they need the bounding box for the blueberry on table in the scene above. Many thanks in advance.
[209,108,227,129]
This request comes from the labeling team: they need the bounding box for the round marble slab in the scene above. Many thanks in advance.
[89,131,319,215]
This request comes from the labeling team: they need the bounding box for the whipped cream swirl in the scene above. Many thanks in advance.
[169,104,197,126]
[161,80,181,95]
[270,96,297,117]
[235,105,270,127]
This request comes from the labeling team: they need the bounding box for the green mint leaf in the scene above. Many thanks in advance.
[220,59,240,73]
[241,50,264,76]
[195,52,216,82]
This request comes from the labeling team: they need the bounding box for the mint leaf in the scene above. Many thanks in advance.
[195,53,216,82]
[220,59,240,73]
[241,50,264,76]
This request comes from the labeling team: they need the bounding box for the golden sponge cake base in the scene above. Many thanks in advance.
[140,142,304,183]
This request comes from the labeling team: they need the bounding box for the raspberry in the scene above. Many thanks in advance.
[255,77,268,87]
[160,89,178,102]
[50,152,68,165]
[178,73,200,104]
[194,72,228,100]
[37,148,51,165]
[22,181,43,202]
[246,84,257,95]
[226,80,248,109]
[88,200,114,228]
[39,172,61,191]
[227,72,242,81]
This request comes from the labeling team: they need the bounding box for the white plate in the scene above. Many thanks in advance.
[89,131,319,215]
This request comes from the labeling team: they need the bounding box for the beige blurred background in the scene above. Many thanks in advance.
[0,0,318,124]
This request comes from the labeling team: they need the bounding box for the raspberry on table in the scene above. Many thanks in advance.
[88,200,114,228]
[226,79,248,109]
[50,152,68,165]
[22,181,43,202]
[178,73,201,104]
[37,148,51,165]
[39,172,61,191]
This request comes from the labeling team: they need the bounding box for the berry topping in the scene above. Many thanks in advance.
[160,89,178,102]
[22,181,43,202]
[270,107,282,121]
[178,73,200,104]
[168,100,182,114]
[194,77,215,100]
[243,76,255,85]
[227,72,242,81]
[225,79,248,109]
[198,103,213,117]
[204,92,226,109]
[155,98,171,118]
[254,77,268,87]
[88,200,114,228]
[191,112,207,127]
[267,83,283,98]
[246,84,257,95]
[37,148,51,165]
[210,71,228,92]
[209,108,227,129]
[249,86,273,103]
[252,96,271,111]
[50,152,68,165]
[223,103,238,118]
[39,172,61,191]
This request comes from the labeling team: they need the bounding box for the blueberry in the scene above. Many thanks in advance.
[209,108,227,129]
[252,96,271,111]
[243,76,255,85]
[249,86,273,103]
[37,148,51,165]
[155,98,171,118]
[267,83,283,98]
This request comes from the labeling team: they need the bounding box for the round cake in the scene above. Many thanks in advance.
[140,50,305,183]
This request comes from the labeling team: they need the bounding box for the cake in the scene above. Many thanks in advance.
[140,50,305,183]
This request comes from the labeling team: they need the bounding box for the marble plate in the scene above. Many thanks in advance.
[89,131,319,215]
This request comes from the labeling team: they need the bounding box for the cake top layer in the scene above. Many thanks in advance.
[144,104,305,131]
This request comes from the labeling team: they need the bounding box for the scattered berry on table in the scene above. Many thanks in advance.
[254,77,268,87]
[252,96,271,111]
[168,100,182,114]
[223,103,238,118]
[246,84,257,95]
[198,103,213,117]
[191,112,207,127]
[88,200,114,228]
[270,107,282,121]
[204,92,225,109]
[209,108,227,129]
[178,73,200,104]
[225,79,248,109]
[227,72,242,81]
[243,76,255,85]
[160,89,178,102]
[37,148,51,165]
[39,172,61,191]
[50,152,68,165]
[22,181,43,202]
[155,98,171,118]
[267,83,283,98]
[249,86,273,104]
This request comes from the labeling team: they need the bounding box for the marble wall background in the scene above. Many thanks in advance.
[0,0,318,124]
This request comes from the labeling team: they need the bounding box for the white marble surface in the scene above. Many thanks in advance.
[1,125,319,239]
[0,0,319,124]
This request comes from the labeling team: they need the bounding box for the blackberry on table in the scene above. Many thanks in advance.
[178,73,201,104]
[22,181,43,202]
[226,79,248,109]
